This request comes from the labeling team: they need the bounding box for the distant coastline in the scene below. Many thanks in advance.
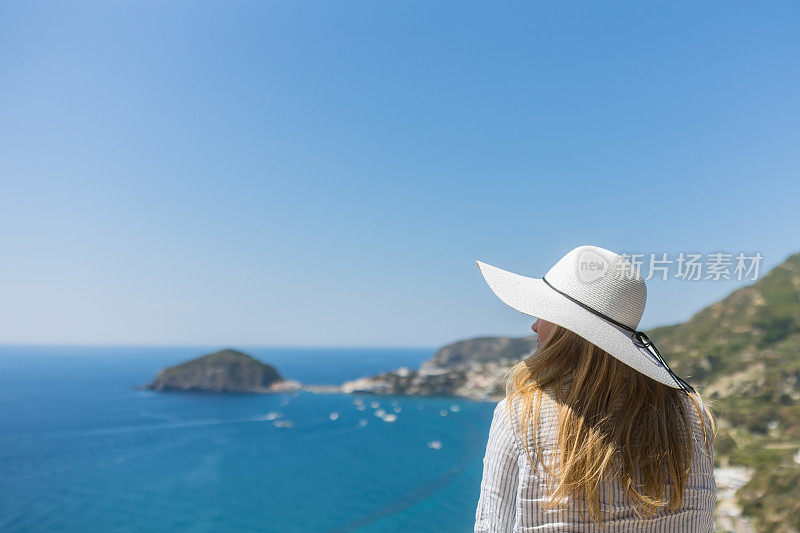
[138,339,529,402]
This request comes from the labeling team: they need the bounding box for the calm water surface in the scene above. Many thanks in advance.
[0,346,495,532]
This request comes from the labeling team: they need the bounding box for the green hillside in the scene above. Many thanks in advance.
[649,253,800,532]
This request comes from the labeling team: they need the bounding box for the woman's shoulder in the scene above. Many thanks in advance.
[493,396,518,428]
[487,397,527,458]
[680,392,715,436]
[500,393,561,450]
[503,387,561,409]
[500,392,559,424]
[676,392,716,468]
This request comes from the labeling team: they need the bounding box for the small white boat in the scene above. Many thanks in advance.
[393,406,402,413]
[382,413,397,423]
[449,405,460,413]
[370,401,380,409]
[329,412,340,421]
[439,409,448,417]
[375,409,386,418]
[359,419,368,427]
[274,420,293,428]
[427,440,442,449]
[263,411,282,421]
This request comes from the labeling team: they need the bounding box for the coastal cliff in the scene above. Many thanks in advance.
[421,336,538,371]
[337,336,537,401]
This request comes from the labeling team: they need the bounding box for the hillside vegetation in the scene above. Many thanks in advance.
[649,253,800,532]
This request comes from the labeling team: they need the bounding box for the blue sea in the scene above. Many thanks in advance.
[0,346,496,532]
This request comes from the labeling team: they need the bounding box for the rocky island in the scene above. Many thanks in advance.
[144,349,301,393]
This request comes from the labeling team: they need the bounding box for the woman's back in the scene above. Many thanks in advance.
[475,391,716,532]
[474,247,717,531]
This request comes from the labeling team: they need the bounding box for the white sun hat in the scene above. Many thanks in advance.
[476,245,693,392]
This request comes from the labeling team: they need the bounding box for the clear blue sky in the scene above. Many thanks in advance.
[1,1,799,347]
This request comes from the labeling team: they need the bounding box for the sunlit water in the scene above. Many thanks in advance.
[0,346,494,532]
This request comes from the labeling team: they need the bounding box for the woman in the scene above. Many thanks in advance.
[473,246,716,532]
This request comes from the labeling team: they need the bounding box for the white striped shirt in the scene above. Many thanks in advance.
[474,392,716,532]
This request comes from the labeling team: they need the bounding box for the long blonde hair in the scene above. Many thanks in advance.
[504,324,715,527]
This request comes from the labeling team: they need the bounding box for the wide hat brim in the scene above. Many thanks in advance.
[476,261,682,389]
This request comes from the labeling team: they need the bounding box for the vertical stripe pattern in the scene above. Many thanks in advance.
[474,392,716,532]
